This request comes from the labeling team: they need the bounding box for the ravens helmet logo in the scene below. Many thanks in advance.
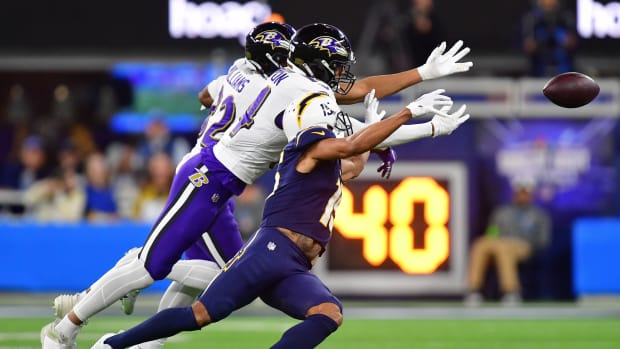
[254,30,290,50]
[308,36,349,57]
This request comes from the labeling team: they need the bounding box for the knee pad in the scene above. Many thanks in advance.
[113,247,141,268]
[166,259,220,290]
[158,281,202,311]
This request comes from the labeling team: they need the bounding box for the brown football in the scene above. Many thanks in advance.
[542,72,600,108]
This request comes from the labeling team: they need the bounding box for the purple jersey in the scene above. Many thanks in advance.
[261,126,342,250]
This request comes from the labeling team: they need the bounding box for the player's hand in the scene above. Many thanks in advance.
[372,147,397,179]
[406,89,453,117]
[363,89,386,125]
[430,104,470,137]
[417,40,473,81]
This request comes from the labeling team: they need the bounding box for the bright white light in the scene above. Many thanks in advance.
[578,0,620,38]
[169,0,272,44]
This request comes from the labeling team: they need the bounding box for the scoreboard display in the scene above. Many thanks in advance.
[314,161,468,296]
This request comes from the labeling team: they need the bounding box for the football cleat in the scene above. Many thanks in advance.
[120,289,141,315]
[53,293,83,318]
[41,320,76,349]
[91,332,116,349]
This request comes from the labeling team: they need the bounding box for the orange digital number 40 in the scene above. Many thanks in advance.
[335,177,450,274]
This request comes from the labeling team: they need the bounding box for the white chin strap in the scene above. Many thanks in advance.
[246,58,264,73]
[265,52,280,71]
[320,59,336,77]
[301,62,315,78]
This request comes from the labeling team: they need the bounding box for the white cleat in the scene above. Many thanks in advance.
[41,320,76,349]
[53,293,83,318]
[120,289,141,315]
[91,332,116,349]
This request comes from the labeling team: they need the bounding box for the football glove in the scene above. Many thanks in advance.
[363,89,386,125]
[406,89,453,117]
[430,104,470,137]
[372,147,397,179]
[417,40,473,81]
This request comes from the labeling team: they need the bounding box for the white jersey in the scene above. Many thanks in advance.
[192,58,268,151]
[213,64,336,184]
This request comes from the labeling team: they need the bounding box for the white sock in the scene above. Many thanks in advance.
[55,316,81,341]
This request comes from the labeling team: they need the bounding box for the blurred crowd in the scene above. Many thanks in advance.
[0,84,266,237]
[0,116,185,223]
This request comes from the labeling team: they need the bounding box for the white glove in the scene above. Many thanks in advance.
[406,89,453,117]
[417,40,473,81]
[430,104,470,137]
[363,89,386,125]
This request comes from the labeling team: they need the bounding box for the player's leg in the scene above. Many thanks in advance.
[184,199,243,268]
[97,227,301,349]
[261,273,343,349]
[53,247,142,318]
[127,281,203,349]
[121,200,240,316]
[128,201,243,349]
[42,254,156,349]
[43,153,232,348]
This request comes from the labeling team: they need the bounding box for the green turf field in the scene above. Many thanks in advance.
[3,316,619,349]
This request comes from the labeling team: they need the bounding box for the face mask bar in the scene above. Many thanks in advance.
[322,60,356,95]
[334,111,354,137]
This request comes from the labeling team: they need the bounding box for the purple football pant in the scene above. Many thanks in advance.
[184,199,242,268]
[198,227,342,322]
[138,148,244,280]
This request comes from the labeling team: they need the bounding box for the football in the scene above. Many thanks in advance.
[542,72,600,108]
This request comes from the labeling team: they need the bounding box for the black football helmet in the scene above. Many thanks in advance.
[245,22,296,76]
[289,23,356,94]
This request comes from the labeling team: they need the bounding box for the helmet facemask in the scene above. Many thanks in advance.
[289,23,357,94]
[325,59,356,95]
[334,111,354,137]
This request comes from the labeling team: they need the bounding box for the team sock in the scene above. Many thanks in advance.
[104,307,200,349]
[271,314,339,349]
[55,317,81,341]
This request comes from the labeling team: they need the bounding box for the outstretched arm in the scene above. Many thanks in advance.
[376,104,469,147]
[335,41,473,105]
[348,102,469,148]
[336,69,423,105]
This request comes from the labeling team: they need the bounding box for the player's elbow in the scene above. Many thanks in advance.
[346,162,364,181]
[341,154,368,182]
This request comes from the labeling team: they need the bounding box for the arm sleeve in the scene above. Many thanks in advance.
[348,117,433,148]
